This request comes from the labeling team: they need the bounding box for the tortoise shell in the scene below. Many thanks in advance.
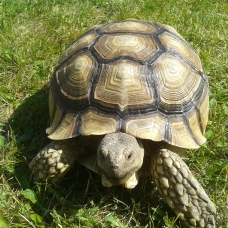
[46,19,209,149]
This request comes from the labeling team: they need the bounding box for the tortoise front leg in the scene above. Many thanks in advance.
[29,140,77,182]
[151,149,216,228]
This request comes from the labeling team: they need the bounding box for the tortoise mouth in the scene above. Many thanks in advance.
[101,166,139,186]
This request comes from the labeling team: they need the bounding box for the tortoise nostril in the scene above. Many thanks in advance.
[128,154,132,159]
[111,165,118,169]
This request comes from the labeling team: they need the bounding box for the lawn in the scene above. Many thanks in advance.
[0,0,228,227]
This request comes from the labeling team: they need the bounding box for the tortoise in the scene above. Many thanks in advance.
[29,19,216,227]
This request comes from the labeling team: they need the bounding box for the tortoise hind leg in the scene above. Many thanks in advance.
[151,149,216,228]
[29,140,76,182]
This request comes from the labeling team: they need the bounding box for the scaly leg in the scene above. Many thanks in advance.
[151,149,216,228]
[29,140,76,182]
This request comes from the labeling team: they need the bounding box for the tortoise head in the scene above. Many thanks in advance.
[97,132,144,189]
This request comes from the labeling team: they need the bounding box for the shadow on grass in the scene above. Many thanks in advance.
[7,86,176,227]
[9,85,50,187]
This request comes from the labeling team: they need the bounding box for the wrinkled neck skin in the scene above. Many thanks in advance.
[97,132,144,189]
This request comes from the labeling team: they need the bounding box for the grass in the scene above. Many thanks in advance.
[0,0,228,227]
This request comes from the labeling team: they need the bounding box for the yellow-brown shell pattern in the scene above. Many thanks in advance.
[47,19,209,149]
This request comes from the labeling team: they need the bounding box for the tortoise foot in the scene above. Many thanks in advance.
[151,149,216,228]
[29,141,75,182]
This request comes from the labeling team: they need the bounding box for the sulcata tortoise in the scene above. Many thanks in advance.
[29,19,216,227]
